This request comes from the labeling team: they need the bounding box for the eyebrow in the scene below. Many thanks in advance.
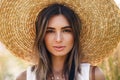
[47,26,71,29]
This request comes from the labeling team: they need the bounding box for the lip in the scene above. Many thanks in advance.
[53,46,65,51]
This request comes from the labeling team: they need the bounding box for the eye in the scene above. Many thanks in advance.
[46,30,54,33]
[63,29,72,33]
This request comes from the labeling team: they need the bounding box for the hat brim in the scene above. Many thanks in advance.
[0,0,120,65]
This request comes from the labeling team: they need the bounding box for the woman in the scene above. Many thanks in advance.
[16,3,105,80]
[0,0,120,80]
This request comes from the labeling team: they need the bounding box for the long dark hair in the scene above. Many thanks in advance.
[34,3,81,80]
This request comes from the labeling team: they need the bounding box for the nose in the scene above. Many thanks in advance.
[55,32,63,42]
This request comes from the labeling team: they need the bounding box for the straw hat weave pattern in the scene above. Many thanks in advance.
[0,0,120,65]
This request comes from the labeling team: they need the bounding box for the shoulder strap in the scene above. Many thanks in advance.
[92,66,96,80]
[26,66,36,80]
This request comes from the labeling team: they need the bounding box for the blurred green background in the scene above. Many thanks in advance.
[0,42,30,80]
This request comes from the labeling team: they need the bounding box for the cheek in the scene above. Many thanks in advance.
[44,34,53,47]
[63,34,74,53]
[64,34,74,44]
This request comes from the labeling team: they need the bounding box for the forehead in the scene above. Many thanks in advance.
[47,14,70,28]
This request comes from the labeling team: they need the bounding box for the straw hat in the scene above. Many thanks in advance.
[0,0,120,65]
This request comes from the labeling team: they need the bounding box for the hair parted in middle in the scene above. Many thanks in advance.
[34,3,82,80]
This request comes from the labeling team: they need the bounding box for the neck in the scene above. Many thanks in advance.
[51,55,67,73]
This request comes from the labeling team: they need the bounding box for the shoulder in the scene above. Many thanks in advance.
[16,65,36,80]
[90,66,105,80]
[16,71,26,80]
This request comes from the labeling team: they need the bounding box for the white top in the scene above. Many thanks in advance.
[26,63,90,80]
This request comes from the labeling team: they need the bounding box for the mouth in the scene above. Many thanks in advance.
[53,46,65,51]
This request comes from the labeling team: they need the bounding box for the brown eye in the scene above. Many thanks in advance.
[46,30,54,33]
[63,29,72,33]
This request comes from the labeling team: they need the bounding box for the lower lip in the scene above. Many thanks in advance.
[54,46,65,51]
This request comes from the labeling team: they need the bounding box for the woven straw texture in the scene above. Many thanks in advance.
[0,0,120,65]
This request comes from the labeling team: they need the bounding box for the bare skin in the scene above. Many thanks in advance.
[51,55,67,72]
[44,15,74,73]
[16,66,105,80]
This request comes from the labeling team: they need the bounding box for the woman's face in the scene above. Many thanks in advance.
[44,15,74,57]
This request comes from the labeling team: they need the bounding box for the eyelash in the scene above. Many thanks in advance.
[46,29,72,33]
[63,29,72,32]
[46,30,54,33]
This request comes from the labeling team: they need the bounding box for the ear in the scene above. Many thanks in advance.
[16,71,26,80]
